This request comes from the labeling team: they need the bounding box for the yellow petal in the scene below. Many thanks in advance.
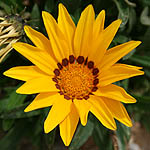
[74,100,90,126]
[103,97,132,127]
[93,10,105,39]
[3,66,51,81]
[24,92,58,112]
[59,103,79,146]
[99,41,141,70]
[90,10,105,62]
[95,84,136,103]
[99,63,144,86]
[42,11,68,61]
[24,26,55,58]
[16,76,57,94]
[44,97,72,133]
[74,5,95,57]
[88,95,116,130]
[58,4,75,55]
[12,42,57,74]
[89,19,121,65]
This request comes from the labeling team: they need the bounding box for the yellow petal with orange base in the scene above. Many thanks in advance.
[99,63,144,87]
[16,77,57,94]
[95,84,136,103]
[74,100,90,126]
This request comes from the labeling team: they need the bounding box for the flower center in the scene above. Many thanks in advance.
[52,55,99,100]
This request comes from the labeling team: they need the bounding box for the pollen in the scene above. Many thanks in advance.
[53,55,99,100]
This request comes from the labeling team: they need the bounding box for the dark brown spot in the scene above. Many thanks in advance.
[92,87,98,92]
[69,55,75,64]
[64,95,71,100]
[84,95,89,100]
[84,57,88,65]
[52,77,58,83]
[77,56,84,64]
[89,92,94,95]
[57,63,63,70]
[93,78,99,85]
[88,61,94,69]
[59,91,64,95]
[55,84,61,89]
[92,68,99,75]
[77,97,82,100]
[54,69,60,76]
[62,58,69,66]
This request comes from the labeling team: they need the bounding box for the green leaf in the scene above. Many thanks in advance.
[132,95,150,104]
[2,119,14,131]
[0,1,11,14]
[0,103,42,119]
[113,0,129,28]
[116,122,131,150]
[60,0,80,14]
[44,0,54,13]
[92,118,113,149]
[0,98,9,113]
[31,4,41,27]
[44,128,56,150]
[127,7,136,33]
[141,0,150,6]
[69,120,94,150]
[123,49,136,60]
[140,7,150,26]
[113,34,129,44]
[6,90,27,111]
[129,55,150,67]
[0,120,31,150]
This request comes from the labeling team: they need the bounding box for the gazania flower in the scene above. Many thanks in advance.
[4,4,144,146]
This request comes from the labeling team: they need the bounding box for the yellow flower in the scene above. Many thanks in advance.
[4,4,144,146]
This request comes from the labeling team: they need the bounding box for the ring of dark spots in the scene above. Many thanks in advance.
[84,95,89,100]
[62,58,69,66]
[54,69,60,76]
[77,56,84,64]
[55,84,61,89]
[52,77,58,83]
[57,63,63,70]
[59,91,64,95]
[88,61,94,69]
[92,87,98,92]
[92,68,99,75]
[64,95,71,100]
[93,78,99,85]
[69,55,75,64]
[84,57,88,65]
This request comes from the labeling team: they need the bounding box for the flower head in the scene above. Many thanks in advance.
[4,4,144,146]
[0,14,24,62]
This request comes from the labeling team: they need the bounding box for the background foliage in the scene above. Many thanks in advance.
[0,0,150,149]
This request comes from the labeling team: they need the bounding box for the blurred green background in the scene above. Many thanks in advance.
[0,0,150,149]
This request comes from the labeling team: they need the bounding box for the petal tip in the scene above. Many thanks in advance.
[24,107,30,112]
[42,11,49,18]
[3,70,8,76]
[58,3,64,9]
[100,10,105,15]
[44,123,50,134]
